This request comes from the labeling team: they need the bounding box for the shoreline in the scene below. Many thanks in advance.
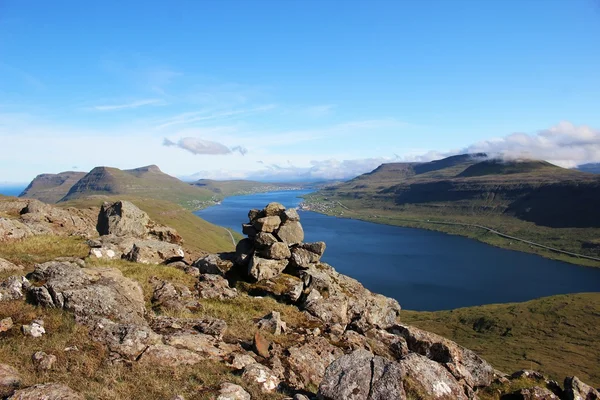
[299,198,600,269]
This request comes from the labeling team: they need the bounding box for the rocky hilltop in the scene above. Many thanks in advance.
[0,199,599,399]
[19,171,87,204]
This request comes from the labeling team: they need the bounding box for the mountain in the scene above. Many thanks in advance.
[305,154,600,265]
[57,165,215,209]
[578,163,600,174]
[19,171,87,203]
[190,179,303,197]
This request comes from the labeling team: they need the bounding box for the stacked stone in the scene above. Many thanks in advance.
[235,202,326,282]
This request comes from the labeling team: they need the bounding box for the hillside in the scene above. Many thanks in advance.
[402,293,600,387]
[58,165,216,209]
[578,163,600,174]
[304,154,600,265]
[190,179,303,197]
[19,171,86,203]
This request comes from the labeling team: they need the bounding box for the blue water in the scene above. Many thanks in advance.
[196,190,600,311]
[0,186,26,197]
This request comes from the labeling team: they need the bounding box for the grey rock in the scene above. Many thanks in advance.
[290,247,321,269]
[196,274,237,299]
[0,364,21,398]
[235,238,254,266]
[150,315,227,339]
[398,352,468,399]
[282,208,300,222]
[564,376,600,400]
[165,333,237,360]
[151,277,200,312]
[285,336,344,390]
[276,221,304,244]
[248,255,288,281]
[255,232,279,247]
[248,209,263,223]
[0,218,32,242]
[0,276,29,302]
[7,383,84,400]
[260,242,291,260]
[125,240,185,264]
[21,321,45,338]
[253,215,281,233]
[0,258,22,273]
[257,311,286,335]
[389,324,494,389]
[264,202,286,216]
[90,319,162,361]
[31,351,57,370]
[242,363,280,393]
[0,317,13,333]
[227,353,257,370]
[97,200,151,238]
[217,382,251,400]
[193,253,234,276]
[511,387,561,400]
[317,349,405,400]
[139,344,204,367]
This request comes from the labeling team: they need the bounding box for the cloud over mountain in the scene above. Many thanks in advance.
[163,137,247,156]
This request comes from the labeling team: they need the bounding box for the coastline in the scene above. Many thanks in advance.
[299,197,600,269]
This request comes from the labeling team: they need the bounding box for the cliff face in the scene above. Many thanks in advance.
[19,171,86,203]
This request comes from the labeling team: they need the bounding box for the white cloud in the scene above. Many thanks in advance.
[92,98,164,111]
[464,121,600,168]
[163,137,247,156]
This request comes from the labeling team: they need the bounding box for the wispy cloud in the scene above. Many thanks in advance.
[92,98,164,111]
[155,104,276,129]
[163,137,247,156]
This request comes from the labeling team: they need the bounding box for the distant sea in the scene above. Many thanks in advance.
[0,185,26,197]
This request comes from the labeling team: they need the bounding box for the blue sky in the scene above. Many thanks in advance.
[1,0,600,182]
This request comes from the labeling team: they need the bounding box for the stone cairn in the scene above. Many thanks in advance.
[235,202,326,282]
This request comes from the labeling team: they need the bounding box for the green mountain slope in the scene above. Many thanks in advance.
[59,165,215,209]
[403,293,600,387]
[20,171,87,203]
[190,179,302,197]
[305,154,600,265]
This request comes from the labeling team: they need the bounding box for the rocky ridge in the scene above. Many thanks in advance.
[0,200,598,399]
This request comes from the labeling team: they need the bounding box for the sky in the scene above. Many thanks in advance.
[1,0,600,183]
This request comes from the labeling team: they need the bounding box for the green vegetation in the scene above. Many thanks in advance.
[304,155,600,267]
[191,179,302,198]
[402,293,600,387]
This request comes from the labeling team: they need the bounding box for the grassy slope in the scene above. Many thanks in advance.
[19,171,87,203]
[191,179,302,198]
[59,166,217,210]
[0,237,298,399]
[60,196,237,256]
[402,293,600,388]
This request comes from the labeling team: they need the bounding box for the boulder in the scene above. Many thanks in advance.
[90,319,162,361]
[564,376,600,400]
[282,208,300,222]
[151,278,200,312]
[285,336,344,389]
[242,363,280,392]
[389,324,494,388]
[0,364,21,398]
[253,331,271,358]
[264,202,286,216]
[28,261,146,326]
[398,353,468,399]
[510,387,561,400]
[97,200,151,238]
[7,383,84,400]
[257,311,286,335]
[217,382,251,400]
[21,320,45,338]
[255,232,278,247]
[0,276,29,302]
[148,224,183,244]
[241,224,257,238]
[193,253,234,276]
[253,216,281,233]
[227,353,257,370]
[0,218,32,242]
[196,274,237,300]
[19,200,97,238]
[235,239,254,267]
[0,317,13,333]
[248,209,263,222]
[139,344,204,367]
[317,349,405,400]
[259,242,291,260]
[290,247,322,268]
[0,258,22,273]
[31,351,57,371]
[125,240,185,264]
[149,315,227,339]
[276,221,304,244]
[165,333,236,360]
[247,255,288,281]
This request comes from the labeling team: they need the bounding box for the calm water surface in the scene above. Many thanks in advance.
[196,190,600,311]
[0,186,26,197]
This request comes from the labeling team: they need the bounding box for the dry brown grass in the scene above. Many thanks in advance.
[0,236,89,272]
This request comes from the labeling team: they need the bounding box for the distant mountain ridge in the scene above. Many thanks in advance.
[19,171,87,203]
[577,163,600,174]
[316,154,600,228]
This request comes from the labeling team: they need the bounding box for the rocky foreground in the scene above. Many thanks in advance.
[0,199,599,399]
